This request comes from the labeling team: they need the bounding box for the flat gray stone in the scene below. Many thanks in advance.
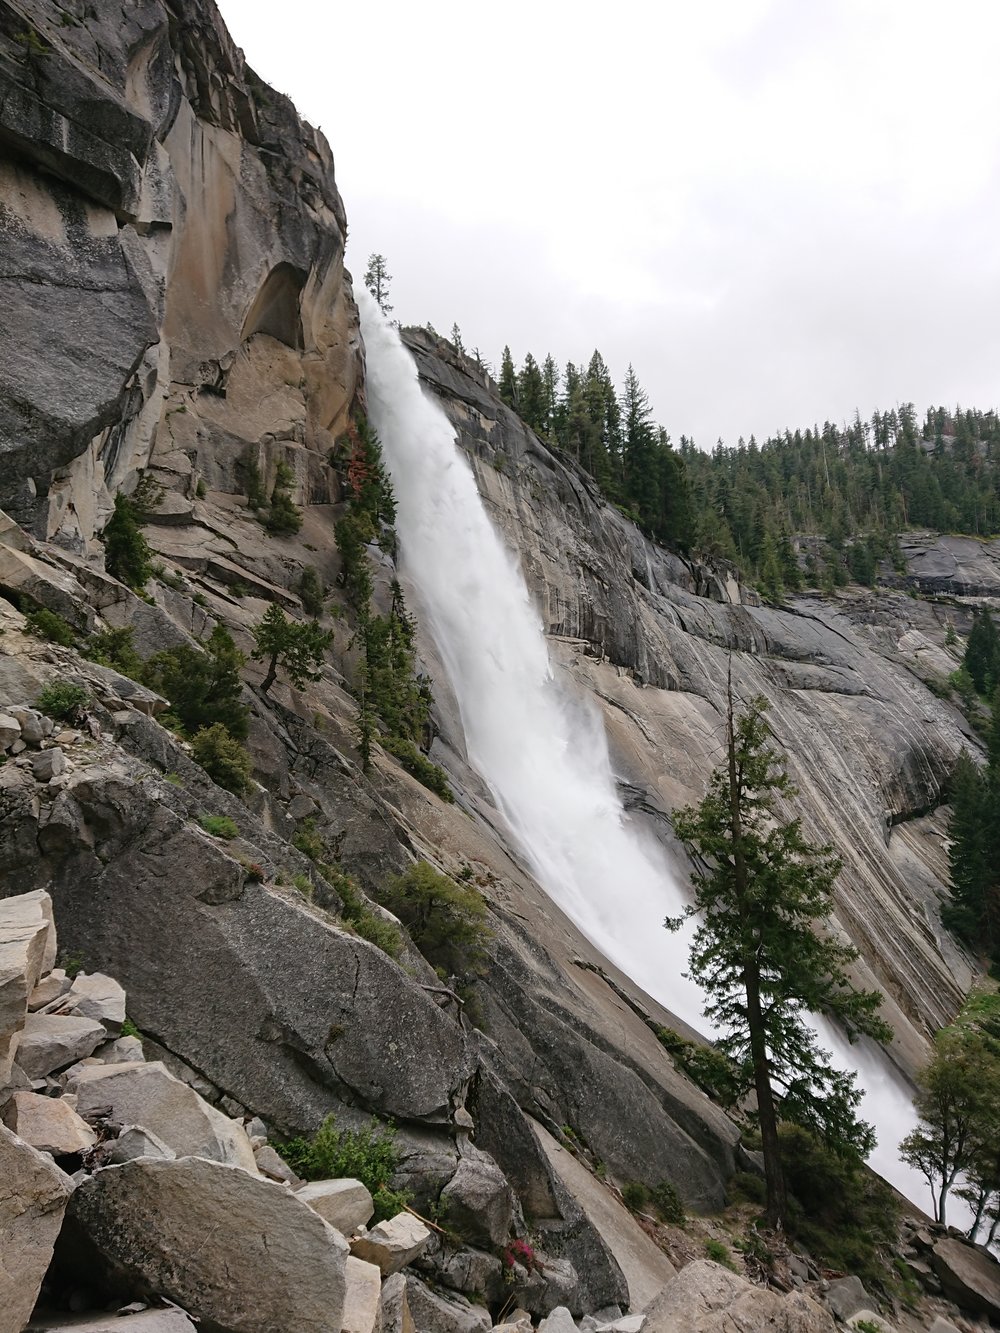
[254,1143,300,1186]
[106,1124,176,1164]
[827,1276,871,1322]
[16,1011,106,1079]
[932,1237,1000,1321]
[343,1254,382,1333]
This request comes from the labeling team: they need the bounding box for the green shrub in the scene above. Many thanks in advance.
[855,1322,881,1333]
[292,817,325,862]
[651,1179,685,1224]
[352,910,404,959]
[241,454,267,509]
[191,724,252,795]
[85,624,145,679]
[145,625,248,741]
[621,1181,649,1212]
[279,1116,409,1223]
[383,736,454,802]
[376,861,490,979]
[102,493,153,590]
[704,1239,737,1271]
[197,813,239,839]
[292,872,313,898]
[164,772,183,787]
[121,1017,141,1038]
[727,1171,766,1206]
[779,1124,899,1289]
[36,681,88,721]
[264,487,302,536]
[25,607,75,646]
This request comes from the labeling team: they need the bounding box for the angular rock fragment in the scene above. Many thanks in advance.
[64,971,127,1036]
[2,1089,97,1155]
[106,1124,176,1164]
[351,1212,431,1275]
[342,1255,382,1333]
[16,1012,106,1079]
[539,1309,577,1333]
[296,1177,374,1233]
[381,1272,417,1333]
[404,1276,492,1333]
[28,968,71,1010]
[65,1157,349,1333]
[0,713,20,752]
[253,1143,300,1185]
[73,1061,257,1172]
[0,1122,74,1333]
[31,746,67,782]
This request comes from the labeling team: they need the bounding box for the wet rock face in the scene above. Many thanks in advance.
[0,0,361,543]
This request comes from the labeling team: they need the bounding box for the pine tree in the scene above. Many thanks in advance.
[964,609,1000,694]
[669,689,890,1230]
[450,323,464,354]
[499,346,517,410]
[252,604,333,694]
[517,352,546,433]
[363,254,393,315]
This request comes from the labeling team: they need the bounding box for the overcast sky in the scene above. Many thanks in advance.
[226,1,1000,448]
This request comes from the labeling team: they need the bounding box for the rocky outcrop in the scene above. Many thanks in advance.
[0,0,361,551]
[642,1260,835,1332]
[931,1237,1000,1322]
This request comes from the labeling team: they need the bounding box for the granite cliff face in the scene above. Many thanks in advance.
[0,0,990,1320]
[0,0,360,546]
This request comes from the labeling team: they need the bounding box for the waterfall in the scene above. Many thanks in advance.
[358,289,935,1216]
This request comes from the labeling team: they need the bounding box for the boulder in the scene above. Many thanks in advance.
[64,971,127,1035]
[382,1272,416,1333]
[826,1276,871,1322]
[404,1275,491,1333]
[643,1260,836,1332]
[0,714,20,752]
[439,1144,515,1249]
[73,1061,257,1172]
[927,1319,962,1333]
[32,1311,196,1332]
[31,747,67,782]
[106,1124,176,1164]
[11,707,48,745]
[16,1011,106,1078]
[350,1212,432,1275]
[296,1177,374,1233]
[64,1156,349,1333]
[343,1255,382,1333]
[539,1309,577,1333]
[2,1089,97,1155]
[0,1122,74,1333]
[931,1237,1000,1321]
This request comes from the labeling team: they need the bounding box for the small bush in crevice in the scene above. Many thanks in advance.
[651,1179,685,1224]
[197,813,239,839]
[375,861,490,980]
[383,735,454,802]
[279,1116,410,1223]
[25,608,75,646]
[85,625,145,679]
[191,724,252,795]
[36,681,88,721]
[621,1181,649,1212]
[298,567,325,618]
[704,1238,738,1271]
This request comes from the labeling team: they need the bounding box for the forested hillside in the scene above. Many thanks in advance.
[487,341,1000,595]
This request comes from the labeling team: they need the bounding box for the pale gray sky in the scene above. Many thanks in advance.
[226,0,1000,447]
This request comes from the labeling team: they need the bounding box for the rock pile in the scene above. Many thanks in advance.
[0,889,440,1333]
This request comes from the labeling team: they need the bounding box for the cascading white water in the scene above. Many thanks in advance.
[358,289,935,1215]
